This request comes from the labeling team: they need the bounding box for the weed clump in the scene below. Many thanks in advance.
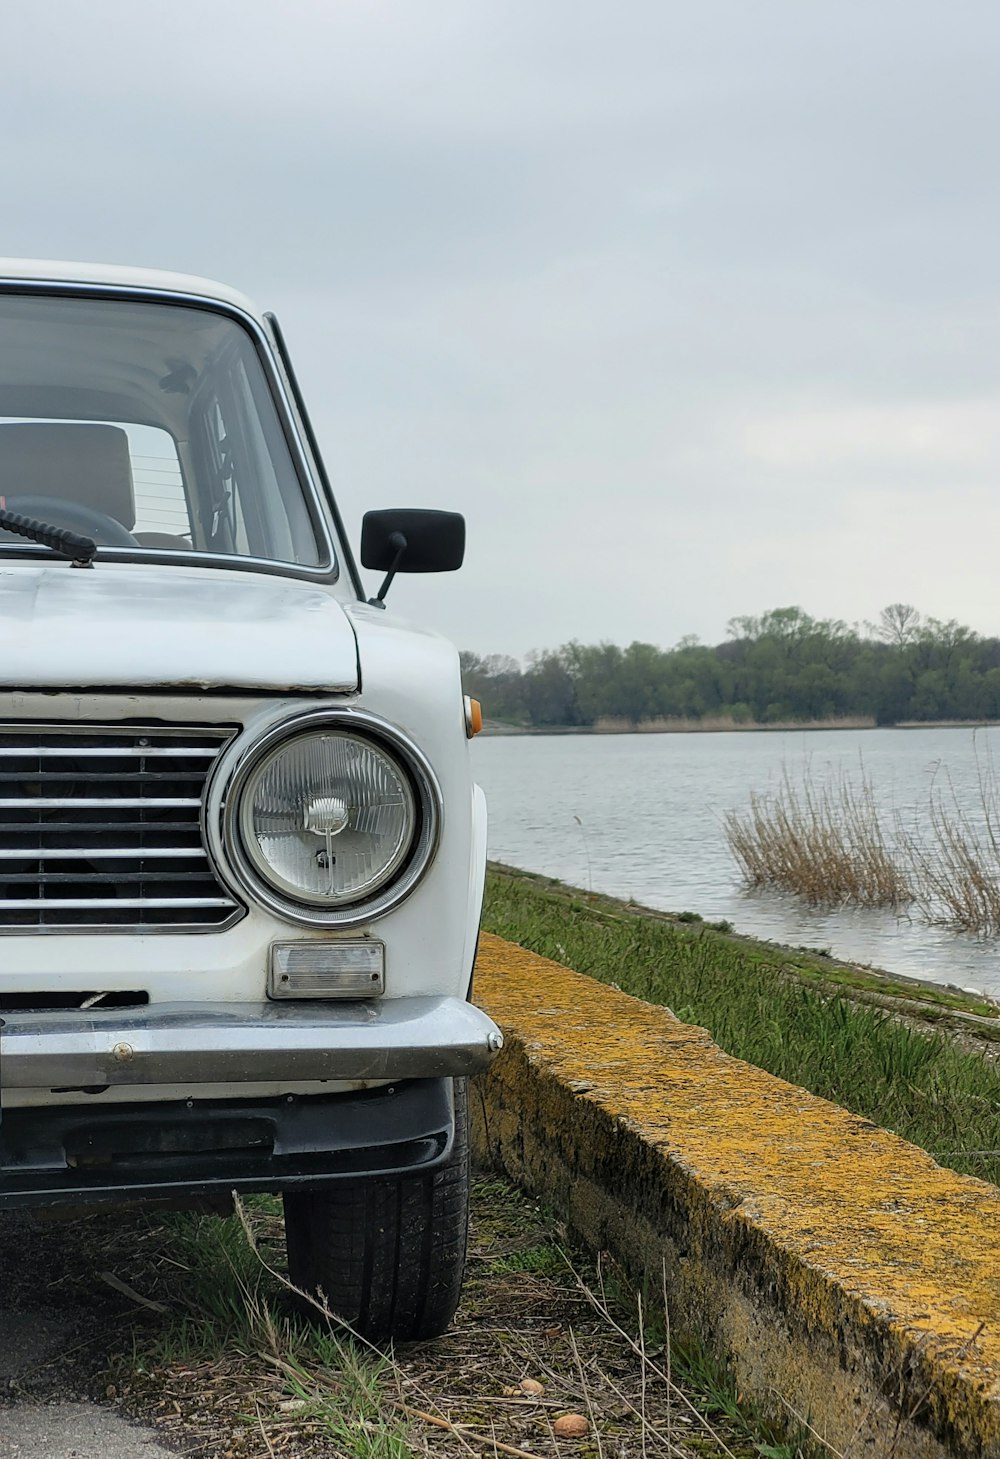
[726,746,1000,936]
[905,755,1000,936]
[724,765,911,909]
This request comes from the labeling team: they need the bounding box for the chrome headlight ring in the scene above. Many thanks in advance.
[206,709,442,928]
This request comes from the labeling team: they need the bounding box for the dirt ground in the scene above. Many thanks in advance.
[0,1175,761,1459]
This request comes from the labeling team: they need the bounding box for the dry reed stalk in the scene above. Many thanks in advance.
[725,764,912,909]
[904,748,1000,935]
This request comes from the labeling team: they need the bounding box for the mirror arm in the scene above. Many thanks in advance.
[367,531,408,608]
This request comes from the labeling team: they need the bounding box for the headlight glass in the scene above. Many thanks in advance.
[238,731,417,906]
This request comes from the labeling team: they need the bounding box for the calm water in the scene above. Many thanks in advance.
[472,727,1000,999]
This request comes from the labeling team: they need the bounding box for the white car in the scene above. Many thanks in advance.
[0,260,501,1343]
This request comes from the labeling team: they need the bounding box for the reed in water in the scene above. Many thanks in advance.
[727,747,1000,935]
[724,765,912,909]
[903,752,1000,935]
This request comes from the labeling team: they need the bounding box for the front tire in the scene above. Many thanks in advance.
[283,1078,470,1343]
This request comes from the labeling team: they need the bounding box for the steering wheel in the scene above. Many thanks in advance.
[2,496,140,549]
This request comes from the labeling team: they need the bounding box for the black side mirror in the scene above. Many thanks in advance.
[361,508,465,606]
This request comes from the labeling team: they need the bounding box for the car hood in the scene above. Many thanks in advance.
[0,561,360,693]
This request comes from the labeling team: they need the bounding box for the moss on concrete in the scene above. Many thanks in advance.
[473,931,1000,1459]
[483,865,1000,1186]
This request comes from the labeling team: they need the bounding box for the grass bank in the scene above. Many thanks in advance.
[481,864,1000,1187]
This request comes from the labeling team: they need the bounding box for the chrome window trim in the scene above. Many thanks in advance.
[0,280,343,587]
[263,311,366,600]
[207,709,443,930]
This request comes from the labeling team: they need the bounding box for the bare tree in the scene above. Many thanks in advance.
[877,603,921,648]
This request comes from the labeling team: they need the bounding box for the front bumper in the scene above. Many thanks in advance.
[0,1079,457,1209]
[0,996,502,1091]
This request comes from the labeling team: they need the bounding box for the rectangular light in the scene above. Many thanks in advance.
[268,940,385,999]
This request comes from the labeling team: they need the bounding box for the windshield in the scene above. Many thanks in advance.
[0,293,329,570]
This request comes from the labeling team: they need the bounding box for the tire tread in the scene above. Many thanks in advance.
[283,1079,469,1342]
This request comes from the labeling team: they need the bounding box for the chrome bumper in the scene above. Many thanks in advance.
[0,996,503,1089]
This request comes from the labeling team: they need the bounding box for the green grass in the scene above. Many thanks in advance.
[482,867,1000,1186]
[127,1196,414,1459]
[487,1239,569,1277]
[490,866,1000,1021]
[671,1338,804,1459]
[135,1197,287,1362]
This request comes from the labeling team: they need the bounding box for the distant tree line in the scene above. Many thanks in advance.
[460,605,1000,728]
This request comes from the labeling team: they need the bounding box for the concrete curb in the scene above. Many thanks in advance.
[471,932,1000,1459]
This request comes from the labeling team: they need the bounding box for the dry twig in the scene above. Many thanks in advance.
[98,1270,170,1314]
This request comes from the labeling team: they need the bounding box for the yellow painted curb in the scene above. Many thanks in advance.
[472,931,1000,1459]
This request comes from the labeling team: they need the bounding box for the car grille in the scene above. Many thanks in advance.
[0,725,242,930]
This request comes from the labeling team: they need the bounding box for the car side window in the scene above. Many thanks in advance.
[189,357,311,562]
[198,397,251,555]
[127,425,193,544]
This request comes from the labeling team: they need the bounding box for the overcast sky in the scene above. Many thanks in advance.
[3,1,1000,658]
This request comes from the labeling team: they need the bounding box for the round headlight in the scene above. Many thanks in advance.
[237,730,417,907]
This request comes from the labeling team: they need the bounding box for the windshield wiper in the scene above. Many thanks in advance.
[0,508,97,567]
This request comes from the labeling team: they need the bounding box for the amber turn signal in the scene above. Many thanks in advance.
[464,695,483,737]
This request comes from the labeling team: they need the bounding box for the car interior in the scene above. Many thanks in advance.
[0,292,325,567]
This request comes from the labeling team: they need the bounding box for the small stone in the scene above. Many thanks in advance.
[553,1413,589,1438]
[519,1378,545,1396]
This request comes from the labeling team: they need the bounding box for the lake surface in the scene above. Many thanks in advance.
[472,727,1000,999]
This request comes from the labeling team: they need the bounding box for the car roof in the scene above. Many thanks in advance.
[0,258,263,322]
